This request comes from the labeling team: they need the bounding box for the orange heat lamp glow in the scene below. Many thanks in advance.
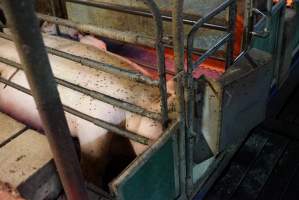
[127,13,246,79]
[128,0,295,79]
[199,14,244,73]
[273,0,294,6]
[165,14,244,74]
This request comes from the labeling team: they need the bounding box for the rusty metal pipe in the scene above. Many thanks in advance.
[66,0,227,31]
[1,1,88,199]
[0,56,162,121]
[141,0,169,129]
[0,76,152,145]
[0,32,160,87]
[36,13,173,47]
[172,0,187,197]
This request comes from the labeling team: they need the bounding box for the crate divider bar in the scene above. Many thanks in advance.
[0,76,151,145]
[0,56,162,121]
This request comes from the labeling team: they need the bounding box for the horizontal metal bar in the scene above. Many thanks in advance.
[0,56,162,121]
[36,13,173,47]
[27,10,227,59]
[187,0,234,74]
[57,78,162,120]
[193,33,232,68]
[66,0,227,31]
[188,0,234,37]
[63,105,150,145]
[0,76,151,145]
[33,13,228,60]
[0,32,159,87]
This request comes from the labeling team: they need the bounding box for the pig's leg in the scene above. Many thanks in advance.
[71,116,112,186]
[0,84,114,186]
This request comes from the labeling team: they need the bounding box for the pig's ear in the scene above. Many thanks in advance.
[166,79,175,95]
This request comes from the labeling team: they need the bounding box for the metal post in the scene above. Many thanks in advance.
[2,1,88,200]
[226,1,237,68]
[141,0,169,129]
[172,0,187,198]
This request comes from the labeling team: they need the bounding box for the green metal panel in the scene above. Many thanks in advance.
[111,122,179,200]
[118,139,177,200]
[252,4,284,54]
[252,2,285,86]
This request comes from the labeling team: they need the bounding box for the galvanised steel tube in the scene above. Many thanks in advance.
[225,1,237,69]
[1,1,88,199]
[37,13,171,47]
[187,0,235,70]
[0,32,160,87]
[194,33,232,68]
[141,0,169,129]
[172,0,187,197]
[0,56,162,121]
[0,76,151,145]
[66,0,228,31]
[185,0,236,196]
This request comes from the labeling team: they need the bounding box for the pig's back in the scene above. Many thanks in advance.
[0,35,161,112]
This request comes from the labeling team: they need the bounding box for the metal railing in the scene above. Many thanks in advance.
[1,1,88,199]
[185,0,237,196]
[0,0,170,126]
[0,0,240,199]
[66,0,227,30]
[0,1,174,198]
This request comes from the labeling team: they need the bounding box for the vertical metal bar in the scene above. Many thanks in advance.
[141,0,169,129]
[172,0,187,198]
[226,1,237,69]
[242,0,254,50]
[50,0,61,35]
[273,1,286,86]
[185,0,235,196]
[60,0,68,18]
[2,1,88,200]
[186,20,195,194]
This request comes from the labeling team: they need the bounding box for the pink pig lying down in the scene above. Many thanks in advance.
[0,34,175,185]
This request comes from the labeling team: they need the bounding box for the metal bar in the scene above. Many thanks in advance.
[187,0,234,79]
[0,76,151,145]
[1,1,88,199]
[184,0,235,196]
[172,0,187,198]
[36,13,173,47]
[58,79,161,121]
[193,33,232,68]
[188,0,234,40]
[141,0,169,129]
[273,1,286,86]
[35,13,228,61]
[0,32,159,87]
[225,2,237,68]
[187,0,234,74]
[50,0,62,35]
[63,106,151,145]
[0,56,162,121]
[66,0,227,31]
